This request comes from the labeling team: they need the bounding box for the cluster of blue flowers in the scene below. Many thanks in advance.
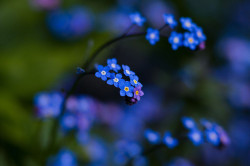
[34,92,63,118]
[144,117,230,149]
[128,12,206,50]
[182,117,230,147]
[144,129,178,149]
[95,58,144,105]
[169,16,206,50]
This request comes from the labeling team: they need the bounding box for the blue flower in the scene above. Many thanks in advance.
[107,73,124,88]
[76,67,85,74]
[122,65,135,77]
[60,113,77,132]
[129,12,146,27]
[163,132,178,149]
[200,118,214,130]
[163,14,177,28]
[144,129,161,144]
[130,75,142,87]
[119,81,134,97]
[180,17,194,31]
[95,65,111,81]
[182,117,197,130]
[188,129,203,146]
[146,28,160,45]
[47,149,78,166]
[107,58,121,72]
[193,26,206,42]
[168,32,183,50]
[183,32,199,50]
[205,129,220,146]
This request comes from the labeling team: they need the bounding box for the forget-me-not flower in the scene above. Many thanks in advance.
[107,58,121,72]
[144,129,161,144]
[122,65,135,77]
[183,32,199,50]
[163,14,177,28]
[130,75,142,87]
[193,26,206,42]
[180,17,194,31]
[205,129,220,146]
[168,32,183,50]
[119,81,134,97]
[163,132,178,149]
[133,86,144,101]
[146,28,160,45]
[182,117,196,130]
[107,73,124,88]
[95,65,111,81]
[188,129,203,146]
[129,12,146,27]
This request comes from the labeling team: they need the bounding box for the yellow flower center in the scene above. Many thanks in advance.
[188,38,194,43]
[133,80,138,84]
[150,33,156,39]
[101,71,106,75]
[124,87,129,92]
[126,70,130,74]
[113,78,119,82]
[197,31,202,37]
[135,91,139,95]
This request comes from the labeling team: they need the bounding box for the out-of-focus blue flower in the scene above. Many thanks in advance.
[163,14,177,28]
[182,117,196,130]
[107,73,124,88]
[130,75,142,87]
[168,32,183,50]
[180,17,194,31]
[200,118,214,130]
[183,32,199,50]
[144,129,161,144]
[85,139,108,163]
[46,7,92,40]
[76,131,89,145]
[119,81,134,97]
[47,149,77,166]
[146,28,160,45]
[205,129,220,146]
[95,65,111,81]
[129,12,146,26]
[122,65,135,77]
[107,58,121,72]
[193,26,206,42]
[115,140,142,158]
[163,132,178,148]
[133,86,144,101]
[133,156,148,166]
[188,129,203,146]
[216,126,230,147]
[34,92,63,118]
[76,67,85,74]
[60,113,77,131]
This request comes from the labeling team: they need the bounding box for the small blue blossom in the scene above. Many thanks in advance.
[205,129,220,146]
[107,58,121,72]
[180,17,194,31]
[188,129,203,146]
[129,12,146,27]
[163,14,177,28]
[122,65,135,77]
[60,113,77,132]
[146,28,160,45]
[200,118,214,129]
[107,73,124,88]
[168,32,183,50]
[119,81,134,97]
[95,65,111,81]
[182,117,196,130]
[130,75,143,87]
[193,26,206,42]
[183,32,199,50]
[144,129,161,144]
[163,132,178,149]
[47,149,78,166]
[76,67,85,74]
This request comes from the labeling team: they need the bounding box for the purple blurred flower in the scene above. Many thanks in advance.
[133,86,144,101]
